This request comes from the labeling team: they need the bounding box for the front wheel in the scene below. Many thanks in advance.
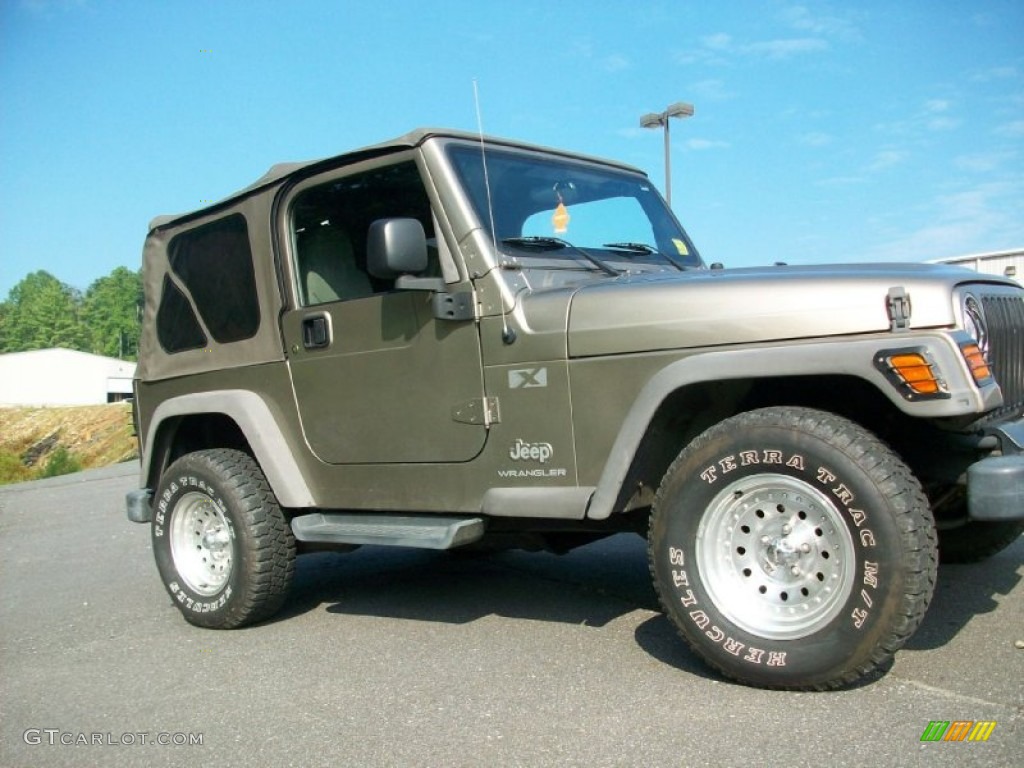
[152,449,295,628]
[649,407,937,689]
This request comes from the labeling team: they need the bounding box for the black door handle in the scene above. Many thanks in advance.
[301,314,331,349]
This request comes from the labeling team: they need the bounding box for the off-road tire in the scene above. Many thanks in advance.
[152,448,295,628]
[649,406,937,690]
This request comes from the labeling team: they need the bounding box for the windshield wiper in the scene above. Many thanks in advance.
[603,241,657,253]
[603,242,687,272]
[502,236,620,277]
[501,236,564,251]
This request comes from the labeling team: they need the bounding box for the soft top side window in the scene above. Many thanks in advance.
[155,274,208,354]
[291,161,439,306]
[166,213,260,344]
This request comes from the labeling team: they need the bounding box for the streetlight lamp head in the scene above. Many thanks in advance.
[639,99,695,208]
[640,113,665,129]
[665,102,695,119]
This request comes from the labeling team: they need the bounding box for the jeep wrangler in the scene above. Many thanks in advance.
[127,128,1023,689]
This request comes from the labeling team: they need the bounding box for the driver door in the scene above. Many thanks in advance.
[280,157,486,465]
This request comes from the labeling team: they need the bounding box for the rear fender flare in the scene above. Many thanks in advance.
[142,390,315,508]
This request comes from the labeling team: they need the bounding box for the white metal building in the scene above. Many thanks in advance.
[0,349,136,406]
[932,248,1023,282]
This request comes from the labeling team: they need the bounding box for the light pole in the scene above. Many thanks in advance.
[640,101,694,207]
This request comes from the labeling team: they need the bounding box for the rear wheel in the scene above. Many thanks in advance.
[649,407,937,690]
[152,449,295,628]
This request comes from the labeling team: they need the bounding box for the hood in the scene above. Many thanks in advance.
[566,262,1007,358]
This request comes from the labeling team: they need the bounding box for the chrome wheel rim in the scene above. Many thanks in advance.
[169,492,233,597]
[695,474,856,640]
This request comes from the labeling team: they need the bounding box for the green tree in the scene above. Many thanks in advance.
[0,300,9,351]
[82,267,142,359]
[1,271,87,352]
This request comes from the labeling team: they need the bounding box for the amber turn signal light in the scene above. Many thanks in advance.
[886,353,941,394]
[959,342,992,384]
[874,348,949,400]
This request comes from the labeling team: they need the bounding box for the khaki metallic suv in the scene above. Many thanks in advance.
[127,129,1024,689]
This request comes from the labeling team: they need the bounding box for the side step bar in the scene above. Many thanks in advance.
[290,512,485,550]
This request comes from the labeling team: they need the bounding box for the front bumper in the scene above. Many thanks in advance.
[126,489,153,523]
[967,420,1024,521]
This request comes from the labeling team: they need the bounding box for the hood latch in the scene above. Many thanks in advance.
[887,286,912,332]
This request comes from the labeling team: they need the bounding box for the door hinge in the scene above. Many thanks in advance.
[887,286,912,332]
[452,397,500,426]
[432,291,477,321]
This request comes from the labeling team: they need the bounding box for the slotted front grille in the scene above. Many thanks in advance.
[981,293,1024,414]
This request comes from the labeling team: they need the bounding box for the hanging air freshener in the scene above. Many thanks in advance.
[552,186,570,234]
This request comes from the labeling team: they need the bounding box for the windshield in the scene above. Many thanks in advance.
[446,144,703,280]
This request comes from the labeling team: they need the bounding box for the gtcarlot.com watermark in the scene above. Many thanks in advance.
[23,729,203,747]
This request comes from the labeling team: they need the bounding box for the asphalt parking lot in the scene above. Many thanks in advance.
[1,462,1021,767]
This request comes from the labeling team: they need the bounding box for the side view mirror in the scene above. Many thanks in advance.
[368,218,429,279]
[366,217,473,320]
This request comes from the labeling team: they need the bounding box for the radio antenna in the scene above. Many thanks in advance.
[473,79,516,344]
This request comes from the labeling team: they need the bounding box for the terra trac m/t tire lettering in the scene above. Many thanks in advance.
[649,407,937,690]
[152,449,295,629]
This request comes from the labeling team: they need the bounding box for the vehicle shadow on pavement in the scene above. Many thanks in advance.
[276,533,659,630]
[277,533,731,680]
[904,538,1023,651]
[631,615,725,682]
[631,613,896,688]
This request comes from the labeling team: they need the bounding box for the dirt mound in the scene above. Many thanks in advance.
[0,404,137,484]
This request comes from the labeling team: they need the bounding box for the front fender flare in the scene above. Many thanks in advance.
[585,333,992,520]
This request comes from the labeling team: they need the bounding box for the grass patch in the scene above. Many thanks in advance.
[0,450,34,484]
[0,404,137,486]
[0,446,85,484]
[38,446,83,478]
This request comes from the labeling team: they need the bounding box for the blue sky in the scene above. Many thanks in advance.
[2,0,1022,297]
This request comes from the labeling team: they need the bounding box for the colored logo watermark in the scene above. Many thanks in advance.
[920,721,996,742]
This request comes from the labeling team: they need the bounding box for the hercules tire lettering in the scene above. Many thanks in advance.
[648,406,937,690]
[151,448,295,629]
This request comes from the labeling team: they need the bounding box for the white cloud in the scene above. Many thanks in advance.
[995,120,1024,138]
[702,33,733,51]
[568,42,630,73]
[868,150,908,171]
[675,33,733,65]
[864,182,1024,261]
[603,54,630,73]
[922,100,960,131]
[690,79,735,101]
[686,138,730,150]
[781,5,863,42]
[874,99,963,138]
[955,151,1018,173]
[970,66,1019,82]
[816,176,867,187]
[615,127,646,140]
[20,0,87,13]
[678,30,829,65]
[799,132,833,147]
[743,38,828,59]
[927,116,961,132]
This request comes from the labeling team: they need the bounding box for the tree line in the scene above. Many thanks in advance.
[0,267,142,360]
